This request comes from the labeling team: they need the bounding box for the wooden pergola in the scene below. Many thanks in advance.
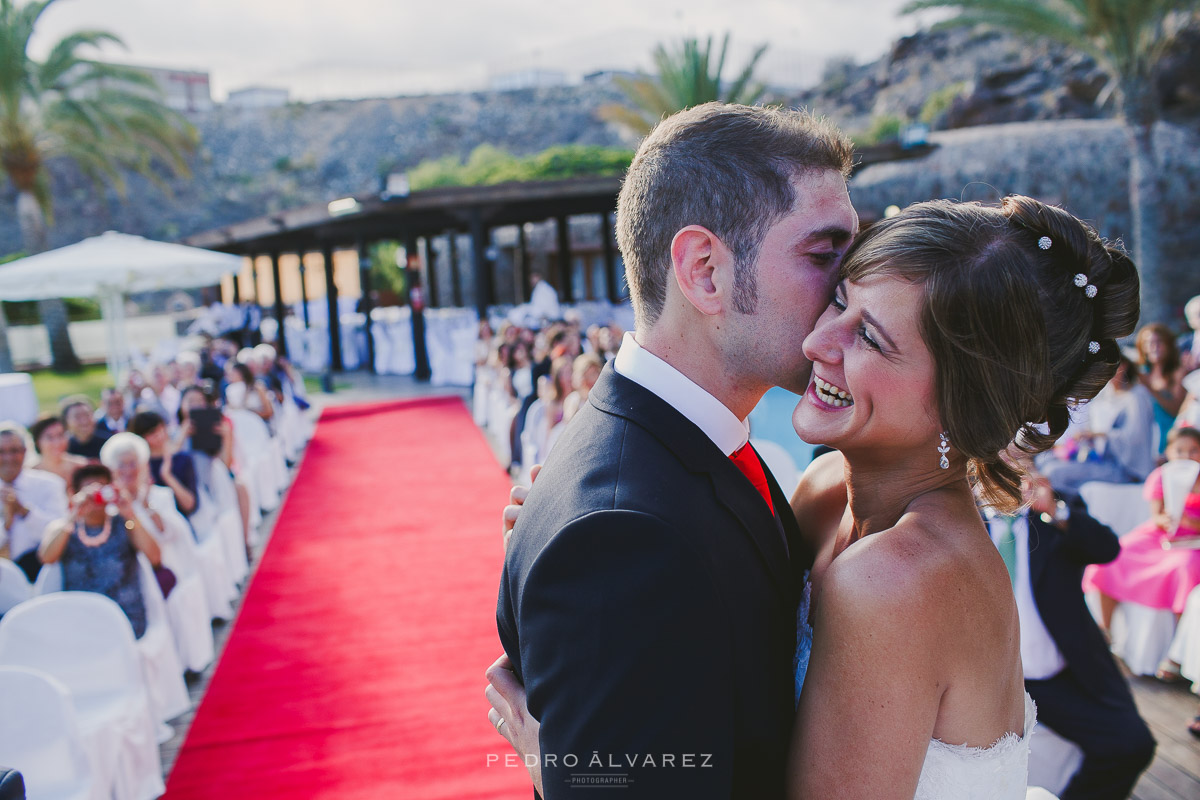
[185,175,623,372]
[184,141,934,373]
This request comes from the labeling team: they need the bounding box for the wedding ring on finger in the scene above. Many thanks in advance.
[496,717,507,733]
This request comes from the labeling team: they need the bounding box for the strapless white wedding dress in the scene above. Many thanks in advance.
[794,574,1058,800]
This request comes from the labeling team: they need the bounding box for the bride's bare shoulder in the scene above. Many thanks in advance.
[790,450,846,519]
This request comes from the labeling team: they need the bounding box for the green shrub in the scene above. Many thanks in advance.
[408,144,634,190]
[920,82,967,127]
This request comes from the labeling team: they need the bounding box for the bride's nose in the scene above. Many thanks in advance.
[802,307,844,366]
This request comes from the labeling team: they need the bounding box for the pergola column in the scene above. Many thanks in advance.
[469,208,493,320]
[600,212,618,302]
[269,252,288,357]
[421,236,439,308]
[515,223,529,303]
[322,244,343,372]
[298,252,311,329]
[358,240,376,374]
[556,215,573,302]
[447,230,463,307]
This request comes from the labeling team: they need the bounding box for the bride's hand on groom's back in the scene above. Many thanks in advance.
[502,464,541,550]
[485,653,543,795]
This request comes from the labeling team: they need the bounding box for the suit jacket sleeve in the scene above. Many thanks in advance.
[1055,497,1120,566]
[519,510,733,798]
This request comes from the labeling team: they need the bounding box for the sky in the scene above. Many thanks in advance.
[31,0,934,101]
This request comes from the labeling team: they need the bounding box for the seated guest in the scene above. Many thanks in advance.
[224,361,274,423]
[28,414,88,487]
[1039,355,1157,496]
[990,466,1155,799]
[179,384,250,541]
[0,423,67,581]
[1083,426,1200,632]
[562,353,604,424]
[1179,295,1200,374]
[1136,323,1187,454]
[61,395,110,460]
[38,463,161,638]
[100,433,195,591]
[94,387,130,437]
[128,411,198,518]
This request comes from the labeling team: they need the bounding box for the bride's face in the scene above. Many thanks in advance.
[792,275,941,456]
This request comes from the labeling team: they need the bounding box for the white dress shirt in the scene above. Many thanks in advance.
[987,512,1067,680]
[1,469,68,559]
[613,333,749,457]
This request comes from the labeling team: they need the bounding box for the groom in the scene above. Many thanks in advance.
[495,103,857,798]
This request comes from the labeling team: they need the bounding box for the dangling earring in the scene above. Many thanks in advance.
[938,431,950,470]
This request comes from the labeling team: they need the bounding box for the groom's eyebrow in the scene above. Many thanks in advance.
[800,226,855,247]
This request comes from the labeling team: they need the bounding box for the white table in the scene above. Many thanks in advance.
[0,373,38,426]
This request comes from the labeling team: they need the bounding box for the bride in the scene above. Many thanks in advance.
[487,194,1140,799]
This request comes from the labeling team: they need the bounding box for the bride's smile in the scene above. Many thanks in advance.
[793,276,938,458]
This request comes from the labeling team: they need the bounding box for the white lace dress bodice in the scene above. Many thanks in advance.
[794,578,1056,800]
[912,691,1037,800]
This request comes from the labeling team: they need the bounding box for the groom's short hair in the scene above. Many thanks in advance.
[616,103,852,329]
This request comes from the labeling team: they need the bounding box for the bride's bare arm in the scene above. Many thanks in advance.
[789,451,848,551]
[787,541,941,800]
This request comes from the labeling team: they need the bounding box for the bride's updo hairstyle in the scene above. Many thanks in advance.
[839,195,1140,511]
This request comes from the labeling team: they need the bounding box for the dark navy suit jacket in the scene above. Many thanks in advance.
[497,365,811,799]
[1026,498,1124,699]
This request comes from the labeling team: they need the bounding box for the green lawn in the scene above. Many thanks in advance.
[29,365,113,415]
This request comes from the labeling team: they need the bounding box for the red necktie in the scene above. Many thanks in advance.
[729,443,774,515]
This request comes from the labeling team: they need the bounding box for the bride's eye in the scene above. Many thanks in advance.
[858,326,882,352]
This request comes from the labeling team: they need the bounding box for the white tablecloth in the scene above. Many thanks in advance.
[0,373,38,426]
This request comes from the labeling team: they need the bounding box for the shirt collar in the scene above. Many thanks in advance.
[613,332,749,456]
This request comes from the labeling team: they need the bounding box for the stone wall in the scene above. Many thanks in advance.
[850,119,1200,320]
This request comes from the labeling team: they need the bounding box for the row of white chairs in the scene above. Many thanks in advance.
[0,404,312,799]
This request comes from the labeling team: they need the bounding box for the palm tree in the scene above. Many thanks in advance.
[901,0,1200,326]
[600,33,769,136]
[0,0,196,372]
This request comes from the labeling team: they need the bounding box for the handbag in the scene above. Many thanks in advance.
[154,564,178,598]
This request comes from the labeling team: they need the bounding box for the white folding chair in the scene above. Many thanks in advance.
[1079,480,1176,673]
[0,665,98,800]
[0,558,32,616]
[134,556,190,731]
[0,592,164,800]
[205,460,251,582]
[1027,722,1084,797]
[144,488,215,672]
[227,408,281,514]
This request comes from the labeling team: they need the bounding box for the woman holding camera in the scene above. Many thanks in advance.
[38,463,163,638]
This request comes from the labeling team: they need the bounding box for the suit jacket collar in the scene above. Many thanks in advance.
[590,364,796,599]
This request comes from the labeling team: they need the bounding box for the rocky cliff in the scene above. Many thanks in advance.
[1,23,1197,271]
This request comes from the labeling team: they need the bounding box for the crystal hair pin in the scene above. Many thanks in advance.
[1073,273,1098,299]
[1038,236,1052,250]
[1088,341,1101,355]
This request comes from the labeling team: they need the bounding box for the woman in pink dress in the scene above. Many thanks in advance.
[1084,426,1200,632]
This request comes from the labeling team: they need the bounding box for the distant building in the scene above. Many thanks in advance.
[81,62,213,113]
[226,87,290,109]
[489,69,568,92]
[141,67,214,113]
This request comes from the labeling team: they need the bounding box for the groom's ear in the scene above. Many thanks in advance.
[670,225,734,317]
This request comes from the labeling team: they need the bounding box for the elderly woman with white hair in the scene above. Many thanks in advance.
[99,432,216,670]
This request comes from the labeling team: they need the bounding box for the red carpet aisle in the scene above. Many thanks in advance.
[164,397,531,799]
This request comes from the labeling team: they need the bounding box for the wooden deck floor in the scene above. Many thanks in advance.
[1129,674,1200,800]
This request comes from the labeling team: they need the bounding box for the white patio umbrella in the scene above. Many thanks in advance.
[0,231,243,379]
